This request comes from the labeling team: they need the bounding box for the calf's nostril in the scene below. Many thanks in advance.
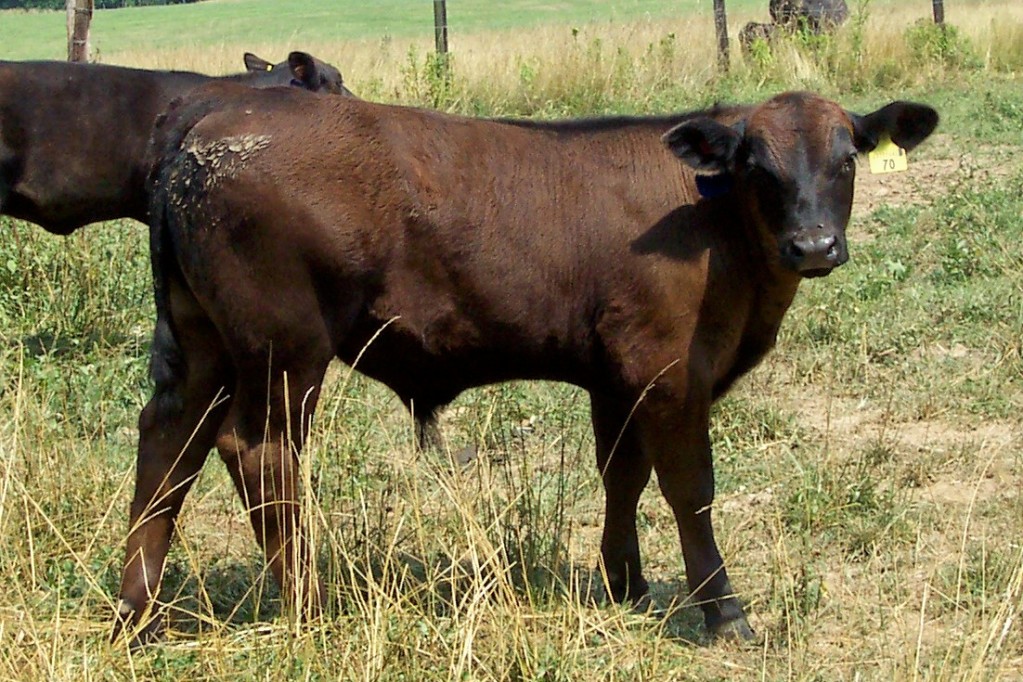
[786,233,841,271]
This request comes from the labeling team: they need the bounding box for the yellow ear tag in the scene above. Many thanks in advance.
[868,135,908,174]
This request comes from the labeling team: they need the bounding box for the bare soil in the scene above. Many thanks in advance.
[854,135,1021,214]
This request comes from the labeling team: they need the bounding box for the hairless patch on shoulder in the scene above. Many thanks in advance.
[183,134,272,190]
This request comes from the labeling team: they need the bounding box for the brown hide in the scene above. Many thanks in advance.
[150,92,766,411]
[113,83,937,644]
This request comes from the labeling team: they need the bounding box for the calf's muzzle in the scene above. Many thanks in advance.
[782,226,847,277]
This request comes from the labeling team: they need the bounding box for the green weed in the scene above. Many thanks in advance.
[905,19,983,70]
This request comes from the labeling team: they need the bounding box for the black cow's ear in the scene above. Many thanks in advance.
[851,101,939,153]
[288,51,318,89]
[243,52,272,73]
[663,119,743,173]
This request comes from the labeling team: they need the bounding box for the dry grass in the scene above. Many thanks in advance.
[0,1,1022,679]
[108,1,1023,114]
[1,355,1020,679]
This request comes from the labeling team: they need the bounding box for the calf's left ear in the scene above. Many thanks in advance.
[851,102,939,153]
[243,52,273,73]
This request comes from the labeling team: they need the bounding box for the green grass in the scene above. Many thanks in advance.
[0,0,770,61]
[1,2,1023,679]
[781,162,1023,420]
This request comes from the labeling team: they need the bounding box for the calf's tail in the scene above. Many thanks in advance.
[146,160,186,416]
[144,92,225,414]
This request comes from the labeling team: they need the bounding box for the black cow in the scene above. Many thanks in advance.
[742,1,849,58]
[0,52,352,235]
[771,0,849,33]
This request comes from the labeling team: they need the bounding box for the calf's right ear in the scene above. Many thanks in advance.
[243,52,273,72]
[288,51,319,89]
[662,119,743,173]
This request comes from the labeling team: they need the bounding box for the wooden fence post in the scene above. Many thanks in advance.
[932,0,945,25]
[713,0,730,73]
[66,0,94,63]
[433,0,449,56]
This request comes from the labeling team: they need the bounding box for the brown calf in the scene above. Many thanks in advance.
[116,84,938,643]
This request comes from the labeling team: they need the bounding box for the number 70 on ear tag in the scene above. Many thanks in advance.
[868,135,908,174]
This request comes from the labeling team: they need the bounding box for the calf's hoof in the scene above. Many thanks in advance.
[710,616,756,642]
[110,601,164,649]
[606,573,649,605]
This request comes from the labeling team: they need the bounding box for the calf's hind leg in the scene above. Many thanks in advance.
[215,352,333,623]
[113,316,233,645]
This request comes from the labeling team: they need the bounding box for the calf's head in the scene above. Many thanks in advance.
[663,92,938,278]
[243,51,355,96]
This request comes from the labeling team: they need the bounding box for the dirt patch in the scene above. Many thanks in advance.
[854,138,1023,215]
[794,390,1018,470]
[854,156,960,213]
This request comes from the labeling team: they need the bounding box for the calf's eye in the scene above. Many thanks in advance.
[840,155,857,175]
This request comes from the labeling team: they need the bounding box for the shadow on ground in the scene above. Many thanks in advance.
[153,551,709,644]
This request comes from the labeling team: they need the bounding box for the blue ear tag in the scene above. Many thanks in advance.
[695,173,734,199]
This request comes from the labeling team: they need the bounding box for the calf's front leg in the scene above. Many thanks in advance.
[590,392,652,602]
[638,397,754,640]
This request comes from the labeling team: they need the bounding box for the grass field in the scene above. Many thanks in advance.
[1,0,768,61]
[1,1,1022,680]
[0,0,945,63]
